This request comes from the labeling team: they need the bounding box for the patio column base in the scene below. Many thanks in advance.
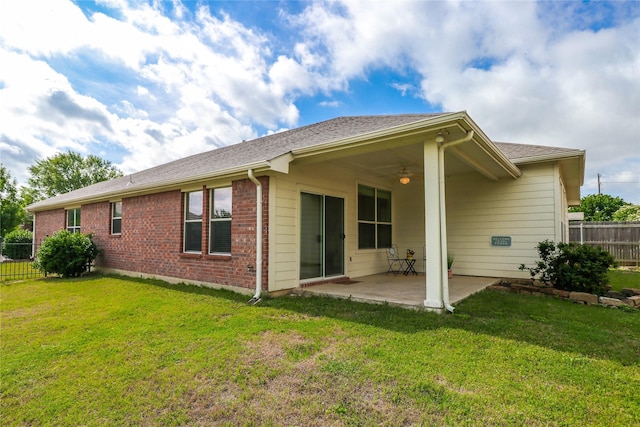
[423,299,443,309]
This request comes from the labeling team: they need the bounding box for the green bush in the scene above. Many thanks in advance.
[519,240,616,295]
[34,231,100,278]
[1,229,33,260]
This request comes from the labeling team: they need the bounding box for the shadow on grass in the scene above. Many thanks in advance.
[101,273,251,303]
[103,274,640,367]
[269,290,640,366]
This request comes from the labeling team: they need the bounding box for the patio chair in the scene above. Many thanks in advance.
[386,245,405,276]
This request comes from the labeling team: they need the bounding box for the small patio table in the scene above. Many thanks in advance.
[403,258,418,275]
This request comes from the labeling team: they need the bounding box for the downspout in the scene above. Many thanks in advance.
[247,169,262,304]
[437,130,474,313]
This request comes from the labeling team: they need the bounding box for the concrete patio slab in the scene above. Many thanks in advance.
[297,274,498,310]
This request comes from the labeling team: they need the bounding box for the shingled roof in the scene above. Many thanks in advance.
[27,114,448,211]
[26,113,583,211]
[494,142,584,162]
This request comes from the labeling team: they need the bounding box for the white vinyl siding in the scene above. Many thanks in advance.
[270,177,299,291]
[270,157,567,289]
[269,162,394,291]
[446,163,558,278]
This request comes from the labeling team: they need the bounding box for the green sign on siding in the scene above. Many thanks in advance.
[491,236,512,247]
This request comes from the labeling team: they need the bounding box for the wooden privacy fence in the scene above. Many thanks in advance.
[569,221,640,266]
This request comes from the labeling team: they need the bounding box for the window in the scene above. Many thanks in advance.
[209,187,232,254]
[357,184,392,249]
[111,201,122,235]
[184,191,203,253]
[66,208,81,233]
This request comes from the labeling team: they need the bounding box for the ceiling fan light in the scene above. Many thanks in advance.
[399,175,410,185]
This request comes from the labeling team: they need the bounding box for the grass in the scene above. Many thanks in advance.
[608,268,640,291]
[1,275,639,426]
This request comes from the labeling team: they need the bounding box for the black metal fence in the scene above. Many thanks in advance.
[0,241,44,281]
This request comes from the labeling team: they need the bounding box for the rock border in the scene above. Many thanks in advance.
[487,280,640,309]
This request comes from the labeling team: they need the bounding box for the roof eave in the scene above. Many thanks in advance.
[509,150,586,166]
[511,151,586,205]
[461,117,522,179]
[26,160,275,213]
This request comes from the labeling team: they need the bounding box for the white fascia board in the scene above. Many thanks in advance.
[267,152,294,174]
[456,115,522,179]
[513,151,586,187]
[509,151,586,166]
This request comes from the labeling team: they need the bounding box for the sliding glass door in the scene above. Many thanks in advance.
[300,193,344,280]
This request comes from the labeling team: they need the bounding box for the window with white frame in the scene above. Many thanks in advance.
[66,208,81,233]
[184,190,203,253]
[209,187,232,254]
[357,184,392,249]
[111,201,122,235]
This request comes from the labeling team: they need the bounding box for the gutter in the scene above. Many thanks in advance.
[508,150,586,165]
[511,151,586,186]
[247,169,263,305]
[460,115,522,179]
[436,130,475,313]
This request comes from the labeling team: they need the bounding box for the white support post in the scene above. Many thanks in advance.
[423,140,444,309]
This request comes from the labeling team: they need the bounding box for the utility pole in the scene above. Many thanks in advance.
[597,173,601,194]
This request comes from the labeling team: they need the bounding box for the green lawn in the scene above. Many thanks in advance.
[1,275,639,426]
[608,268,640,291]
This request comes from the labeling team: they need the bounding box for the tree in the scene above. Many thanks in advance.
[0,165,26,237]
[2,230,33,259]
[613,204,640,221]
[27,151,123,201]
[569,193,629,221]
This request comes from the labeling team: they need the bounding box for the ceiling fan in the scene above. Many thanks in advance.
[373,162,419,184]
[398,165,413,185]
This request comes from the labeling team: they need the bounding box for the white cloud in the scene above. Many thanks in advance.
[0,0,638,204]
[391,83,414,97]
[0,0,316,184]
[0,0,91,56]
[318,100,341,108]
[290,0,640,202]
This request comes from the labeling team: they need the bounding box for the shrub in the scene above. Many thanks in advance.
[34,231,100,278]
[519,240,616,295]
[1,229,33,260]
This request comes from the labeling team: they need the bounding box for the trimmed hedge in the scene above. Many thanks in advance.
[520,240,616,296]
[34,231,100,278]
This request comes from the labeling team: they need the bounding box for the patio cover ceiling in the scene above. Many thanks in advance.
[290,112,522,182]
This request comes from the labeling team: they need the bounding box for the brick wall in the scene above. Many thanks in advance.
[34,209,66,242]
[33,177,270,291]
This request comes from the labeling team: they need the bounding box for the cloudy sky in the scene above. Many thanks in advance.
[1,0,639,203]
